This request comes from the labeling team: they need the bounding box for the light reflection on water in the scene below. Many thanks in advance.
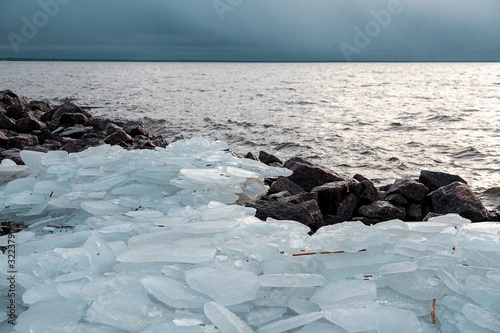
[1,61,499,208]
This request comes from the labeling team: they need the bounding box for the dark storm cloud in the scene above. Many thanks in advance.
[0,0,499,61]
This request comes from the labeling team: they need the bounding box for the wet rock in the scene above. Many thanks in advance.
[269,177,304,196]
[280,192,318,205]
[336,193,359,221]
[59,112,88,126]
[312,180,351,215]
[7,134,38,149]
[298,200,324,232]
[41,139,62,150]
[323,215,345,225]
[15,114,44,133]
[124,121,149,137]
[351,216,383,226]
[244,152,259,161]
[428,181,490,222]
[259,151,282,165]
[386,178,428,202]
[284,157,348,191]
[60,125,93,139]
[379,184,392,192]
[150,136,168,148]
[6,105,28,120]
[62,143,84,153]
[104,130,133,145]
[1,148,22,165]
[384,193,408,206]
[0,106,5,114]
[24,146,50,153]
[406,203,423,221]
[488,204,500,222]
[358,201,406,221]
[246,200,316,227]
[0,115,15,130]
[0,130,8,146]
[419,170,467,192]
[88,118,109,131]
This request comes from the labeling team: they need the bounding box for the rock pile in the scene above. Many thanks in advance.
[246,152,498,230]
[0,90,168,165]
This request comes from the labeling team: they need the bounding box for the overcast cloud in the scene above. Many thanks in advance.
[0,0,499,61]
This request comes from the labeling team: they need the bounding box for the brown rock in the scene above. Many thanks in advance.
[428,181,489,222]
[280,192,319,205]
[0,90,22,106]
[406,203,423,221]
[269,177,304,196]
[419,170,467,192]
[0,115,16,130]
[15,114,44,133]
[336,193,359,221]
[104,130,133,145]
[386,177,429,202]
[263,191,291,201]
[1,148,22,165]
[0,130,8,146]
[298,200,324,232]
[246,200,316,229]
[6,105,27,120]
[358,201,406,221]
[284,157,348,191]
[7,134,39,149]
[105,122,122,135]
[312,180,351,215]
[60,125,93,139]
[29,100,51,113]
[259,151,282,165]
[51,102,91,120]
[59,112,88,126]
[244,152,259,161]
[124,121,149,137]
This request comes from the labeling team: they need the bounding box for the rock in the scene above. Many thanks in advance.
[7,134,38,149]
[406,204,423,221]
[150,136,168,148]
[0,106,5,114]
[379,184,392,192]
[35,129,62,144]
[336,193,359,221]
[284,157,348,192]
[323,215,345,225]
[269,177,304,196]
[419,170,467,192]
[385,178,428,202]
[353,174,370,182]
[41,139,62,150]
[312,180,351,215]
[105,122,122,135]
[428,181,490,222]
[384,193,408,206]
[0,90,22,106]
[259,151,282,165]
[351,216,383,226]
[0,114,15,130]
[60,125,93,139]
[0,130,8,146]
[263,191,291,201]
[423,212,442,221]
[6,105,27,120]
[488,204,500,222]
[50,102,91,120]
[29,100,51,112]
[77,138,103,148]
[59,112,88,126]
[298,200,324,232]
[104,130,133,145]
[24,146,50,153]
[15,114,44,133]
[280,192,318,205]
[350,180,379,203]
[1,148,22,165]
[123,121,149,137]
[246,200,316,228]
[358,201,406,221]
[61,143,84,153]
[244,152,259,161]
[88,118,109,131]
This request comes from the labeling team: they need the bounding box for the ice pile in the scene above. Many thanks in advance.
[0,137,499,333]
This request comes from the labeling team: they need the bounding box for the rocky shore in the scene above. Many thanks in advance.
[1,90,499,235]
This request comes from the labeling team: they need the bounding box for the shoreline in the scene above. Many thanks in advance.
[1,90,499,234]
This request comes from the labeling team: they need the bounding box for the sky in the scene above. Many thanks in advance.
[0,0,499,62]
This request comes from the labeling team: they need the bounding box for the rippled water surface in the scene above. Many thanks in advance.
[1,61,499,208]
